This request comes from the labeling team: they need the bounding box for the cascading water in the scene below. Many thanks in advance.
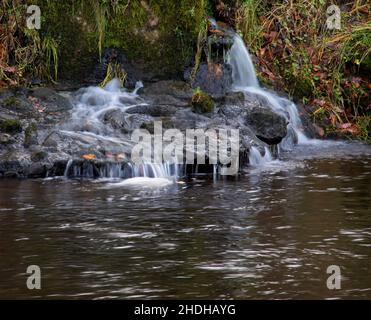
[62,31,312,177]
[64,159,180,180]
[248,146,273,166]
[228,34,311,156]
[229,35,259,88]
[61,79,180,182]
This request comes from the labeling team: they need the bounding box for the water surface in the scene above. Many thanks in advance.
[0,141,370,299]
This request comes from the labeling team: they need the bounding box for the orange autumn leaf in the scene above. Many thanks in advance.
[82,154,96,160]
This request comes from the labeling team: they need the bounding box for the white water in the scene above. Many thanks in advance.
[64,158,180,181]
[248,146,273,166]
[106,177,173,189]
[229,35,259,88]
[62,79,180,182]
[64,33,315,176]
[63,79,146,136]
[228,34,312,162]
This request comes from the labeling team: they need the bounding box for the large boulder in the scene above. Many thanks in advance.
[245,107,288,145]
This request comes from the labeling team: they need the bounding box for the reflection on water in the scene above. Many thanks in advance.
[0,141,370,299]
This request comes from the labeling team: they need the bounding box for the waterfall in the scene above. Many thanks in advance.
[63,160,181,180]
[228,34,310,150]
[228,35,259,88]
[60,79,182,182]
[249,146,272,166]
[64,159,73,177]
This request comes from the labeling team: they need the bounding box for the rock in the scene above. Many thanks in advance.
[0,154,31,178]
[169,109,212,131]
[29,87,73,112]
[31,150,48,162]
[0,89,34,114]
[27,163,47,178]
[103,109,153,133]
[218,91,245,107]
[143,94,189,108]
[140,81,193,109]
[0,133,12,144]
[24,122,38,148]
[185,62,233,96]
[246,107,288,145]
[191,89,215,114]
[141,80,193,99]
[126,104,179,117]
[42,132,59,148]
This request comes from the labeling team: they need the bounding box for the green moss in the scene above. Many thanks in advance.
[105,0,208,77]
[3,97,21,108]
[191,88,214,113]
[0,119,22,134]
[32,0,209,80]
[34,0,99,81]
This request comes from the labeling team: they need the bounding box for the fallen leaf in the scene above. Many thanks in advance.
[82,154,96,160]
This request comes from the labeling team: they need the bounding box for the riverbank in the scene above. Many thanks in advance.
[1,1,369,142]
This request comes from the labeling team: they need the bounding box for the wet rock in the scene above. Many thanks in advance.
[31,150,48,162]
[219,104,247,119]
[47,160,69,177]
[218,91,245,107]
[169,109,213,131]
[103,109,153,133]
[28,163,47,178]
[126,104,179,117]
[140,81,193,108]
[246,107,288,145]
[42,131,59,149]
[29,87,73,112]
[144,94,189,108]
[185,62,233,96]
[0,88,34,114]
[141,81,193,99]
[0,133,12,145]
[24,122,38,148]
[0,155,31,178]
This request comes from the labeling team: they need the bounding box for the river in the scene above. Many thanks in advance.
[0,140,370,299]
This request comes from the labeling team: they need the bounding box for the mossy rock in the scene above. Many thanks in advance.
[191,89,214,113]
[24,123,38,148]
[0,119,22,134]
